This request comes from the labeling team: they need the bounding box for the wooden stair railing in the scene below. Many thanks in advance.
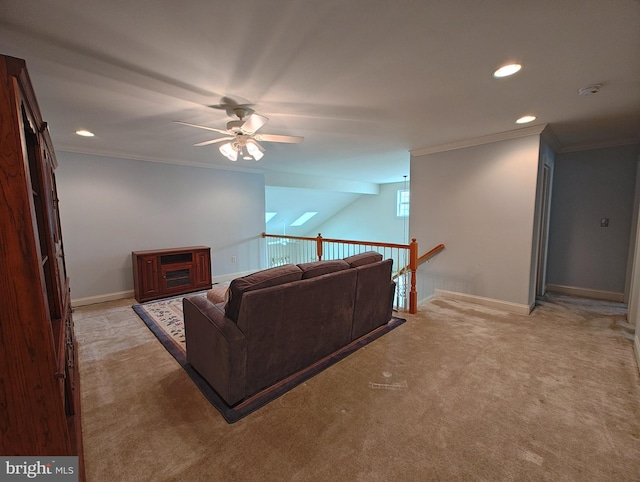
[395,243,446,278]
[262,232,410,262]
[262,233,445,314]
[393,242,445,314]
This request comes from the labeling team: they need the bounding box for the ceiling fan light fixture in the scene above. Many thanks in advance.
[177,104,303,161]
[246,140,265,161]
[219,142,238,161]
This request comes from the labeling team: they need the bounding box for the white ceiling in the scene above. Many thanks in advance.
[1,1,639,194]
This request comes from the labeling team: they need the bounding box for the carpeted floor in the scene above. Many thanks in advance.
[74,292,640,481]
[131,294,406,422]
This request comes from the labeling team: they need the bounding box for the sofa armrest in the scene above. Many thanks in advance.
[183,295,247,406]
[351,258,395,340]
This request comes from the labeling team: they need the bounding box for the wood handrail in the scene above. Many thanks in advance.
[395,243,445,278]
[262,233,320,242]
[262,232,411,250]
[419,243,446,264]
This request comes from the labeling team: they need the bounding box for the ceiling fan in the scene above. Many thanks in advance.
[174,107,304,161]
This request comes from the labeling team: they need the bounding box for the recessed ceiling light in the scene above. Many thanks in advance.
[493,63,522,78]
[75,130,95,137]
[516,115,537,124]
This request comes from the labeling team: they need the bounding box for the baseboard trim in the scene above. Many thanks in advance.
[434,289,533,315]
[546,284,624,303]
[635,336,640,375]
[72,290,134,307]
[71,271,256,308]
[417,292,437,307]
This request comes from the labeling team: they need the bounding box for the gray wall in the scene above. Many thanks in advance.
[410,134,542,309]
[627,168,640,369]
[309,181,410,244]
[56,152,265,302]
[546,144,639,295]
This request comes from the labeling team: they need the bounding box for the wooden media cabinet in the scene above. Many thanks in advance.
[132,246,212,302]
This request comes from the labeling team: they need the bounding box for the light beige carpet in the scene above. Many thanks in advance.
[74,293,640,481]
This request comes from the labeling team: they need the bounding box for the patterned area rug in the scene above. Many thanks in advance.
[133,294,191,352]
[133,295,406,423]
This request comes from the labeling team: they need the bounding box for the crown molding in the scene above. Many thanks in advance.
[57,145,382,193]
[411,124,548,157]
[55,145,263,175]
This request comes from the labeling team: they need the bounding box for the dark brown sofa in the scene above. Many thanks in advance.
[183,251,395,406]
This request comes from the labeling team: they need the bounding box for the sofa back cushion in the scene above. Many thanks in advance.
[297,259,350,279]
[225,264,303,322]
[343,251,383,268]
[237,268,357,397]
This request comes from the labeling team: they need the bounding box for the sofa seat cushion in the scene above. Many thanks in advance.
[225,264,303,322]
[297,259,350,279]
[343,251,383,268]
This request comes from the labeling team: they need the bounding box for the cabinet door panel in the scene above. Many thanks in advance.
[161,263,194,292]
[139,257,159,297]
[194,250,211,286]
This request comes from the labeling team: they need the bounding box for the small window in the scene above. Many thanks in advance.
[397,189,410,217]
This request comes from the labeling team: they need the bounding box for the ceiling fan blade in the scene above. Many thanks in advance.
[173,120,230,135]
[193,136,235,147]
[241,113,269,134]
[255,133,304,144]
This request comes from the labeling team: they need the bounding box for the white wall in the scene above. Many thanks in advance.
[628,196,640,372]
[410,134,542,310]
[546,144,639,297]
[56,152,265,303]
[310,181,410,244]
